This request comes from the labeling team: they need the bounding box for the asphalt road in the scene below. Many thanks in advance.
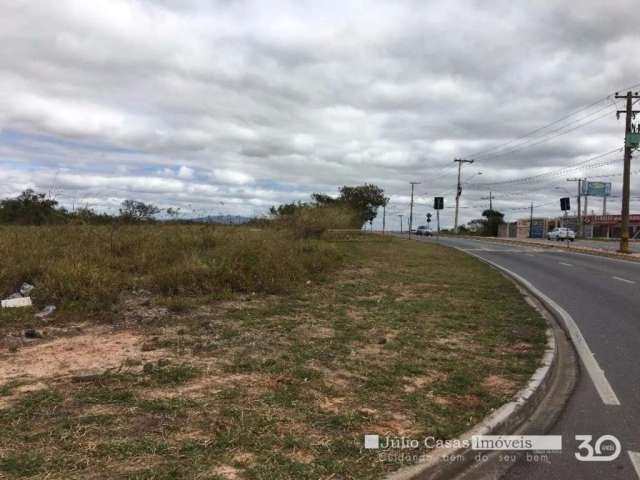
[413,235,640,480]
[524,237,640,253]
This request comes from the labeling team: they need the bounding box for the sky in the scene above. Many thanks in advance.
[2,0,640,229]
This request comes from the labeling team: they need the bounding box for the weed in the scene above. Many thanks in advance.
[0,452,44,477]
[143,362,197,386]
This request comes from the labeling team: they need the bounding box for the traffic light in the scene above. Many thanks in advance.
[434,197,444,210]
[560,197,571,211]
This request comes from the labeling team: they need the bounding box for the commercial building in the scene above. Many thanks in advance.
[499,214,640,239]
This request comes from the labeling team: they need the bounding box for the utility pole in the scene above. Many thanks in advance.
[453,159,474,232]
[408,182,420,234]
[382,197,389,234]
[481,191,493,210]
[603,195,607,216]
[583,193,588,218]
[398,214,404,233]
[567,178,582,236]
[615,91,640,253]
[529,201,534,238]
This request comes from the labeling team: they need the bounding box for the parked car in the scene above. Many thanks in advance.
[416,225,433,236]
[547,227,575,241]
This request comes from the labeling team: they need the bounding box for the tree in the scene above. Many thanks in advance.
[338,184,386,226]
[269,201,309,217]
[310,193,338,205]
[0,189,65,225]
[312,184,386,227]
[268,184,386,230]
[481,209,505,236]
[119,200,160,222]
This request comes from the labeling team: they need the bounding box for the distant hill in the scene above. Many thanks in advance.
[191,215,253,224]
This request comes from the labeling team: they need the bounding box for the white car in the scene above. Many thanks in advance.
[415,225,433,236]
[547,227,575,241]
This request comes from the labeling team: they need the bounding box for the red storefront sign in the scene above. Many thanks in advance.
[589,215,640,225]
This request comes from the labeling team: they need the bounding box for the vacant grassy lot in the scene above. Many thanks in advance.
[0,227,546,479]
[0,225,341,315]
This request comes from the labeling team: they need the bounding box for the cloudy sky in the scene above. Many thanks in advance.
[1,0,640,228]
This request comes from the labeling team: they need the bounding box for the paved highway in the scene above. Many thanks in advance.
[413,235,640,480]
[521,237,640,253]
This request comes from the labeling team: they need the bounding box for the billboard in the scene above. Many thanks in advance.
[581,181,611,197]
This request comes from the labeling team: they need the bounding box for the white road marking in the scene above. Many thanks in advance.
[462,248,535,253]
[559,262,573,267]
[612,276,636,284]
[628,451,640,479]
[458,250,621,406]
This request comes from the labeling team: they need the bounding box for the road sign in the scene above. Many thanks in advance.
[581,181,611,197]
[560,197,571,211]
[434,197,444,210]
[626,132,640,148]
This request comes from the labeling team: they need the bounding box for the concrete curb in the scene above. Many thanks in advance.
[384,241,578,480]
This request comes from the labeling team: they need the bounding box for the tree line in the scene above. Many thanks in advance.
[0,184,389,228]
[0,190,164,225]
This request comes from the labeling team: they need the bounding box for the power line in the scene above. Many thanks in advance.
[466,81,640,159]
[474,106,616,161]
[468,148,622,188]
[466,97,612,158]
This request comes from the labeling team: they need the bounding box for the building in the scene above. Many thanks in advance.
[583,214,640,239]
[499,214,640,239]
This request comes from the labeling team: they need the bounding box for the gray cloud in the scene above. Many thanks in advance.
[1,0,639,228]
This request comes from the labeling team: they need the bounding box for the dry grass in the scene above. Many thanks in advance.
[0,224,342,315]
[0,232,547,479]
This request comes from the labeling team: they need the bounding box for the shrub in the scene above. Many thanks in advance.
[271,205,359,238]
[0,224,343,312]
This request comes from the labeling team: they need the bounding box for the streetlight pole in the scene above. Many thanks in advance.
[408,182,420,234]
[453,158,474,232]
[567,178,582,237]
